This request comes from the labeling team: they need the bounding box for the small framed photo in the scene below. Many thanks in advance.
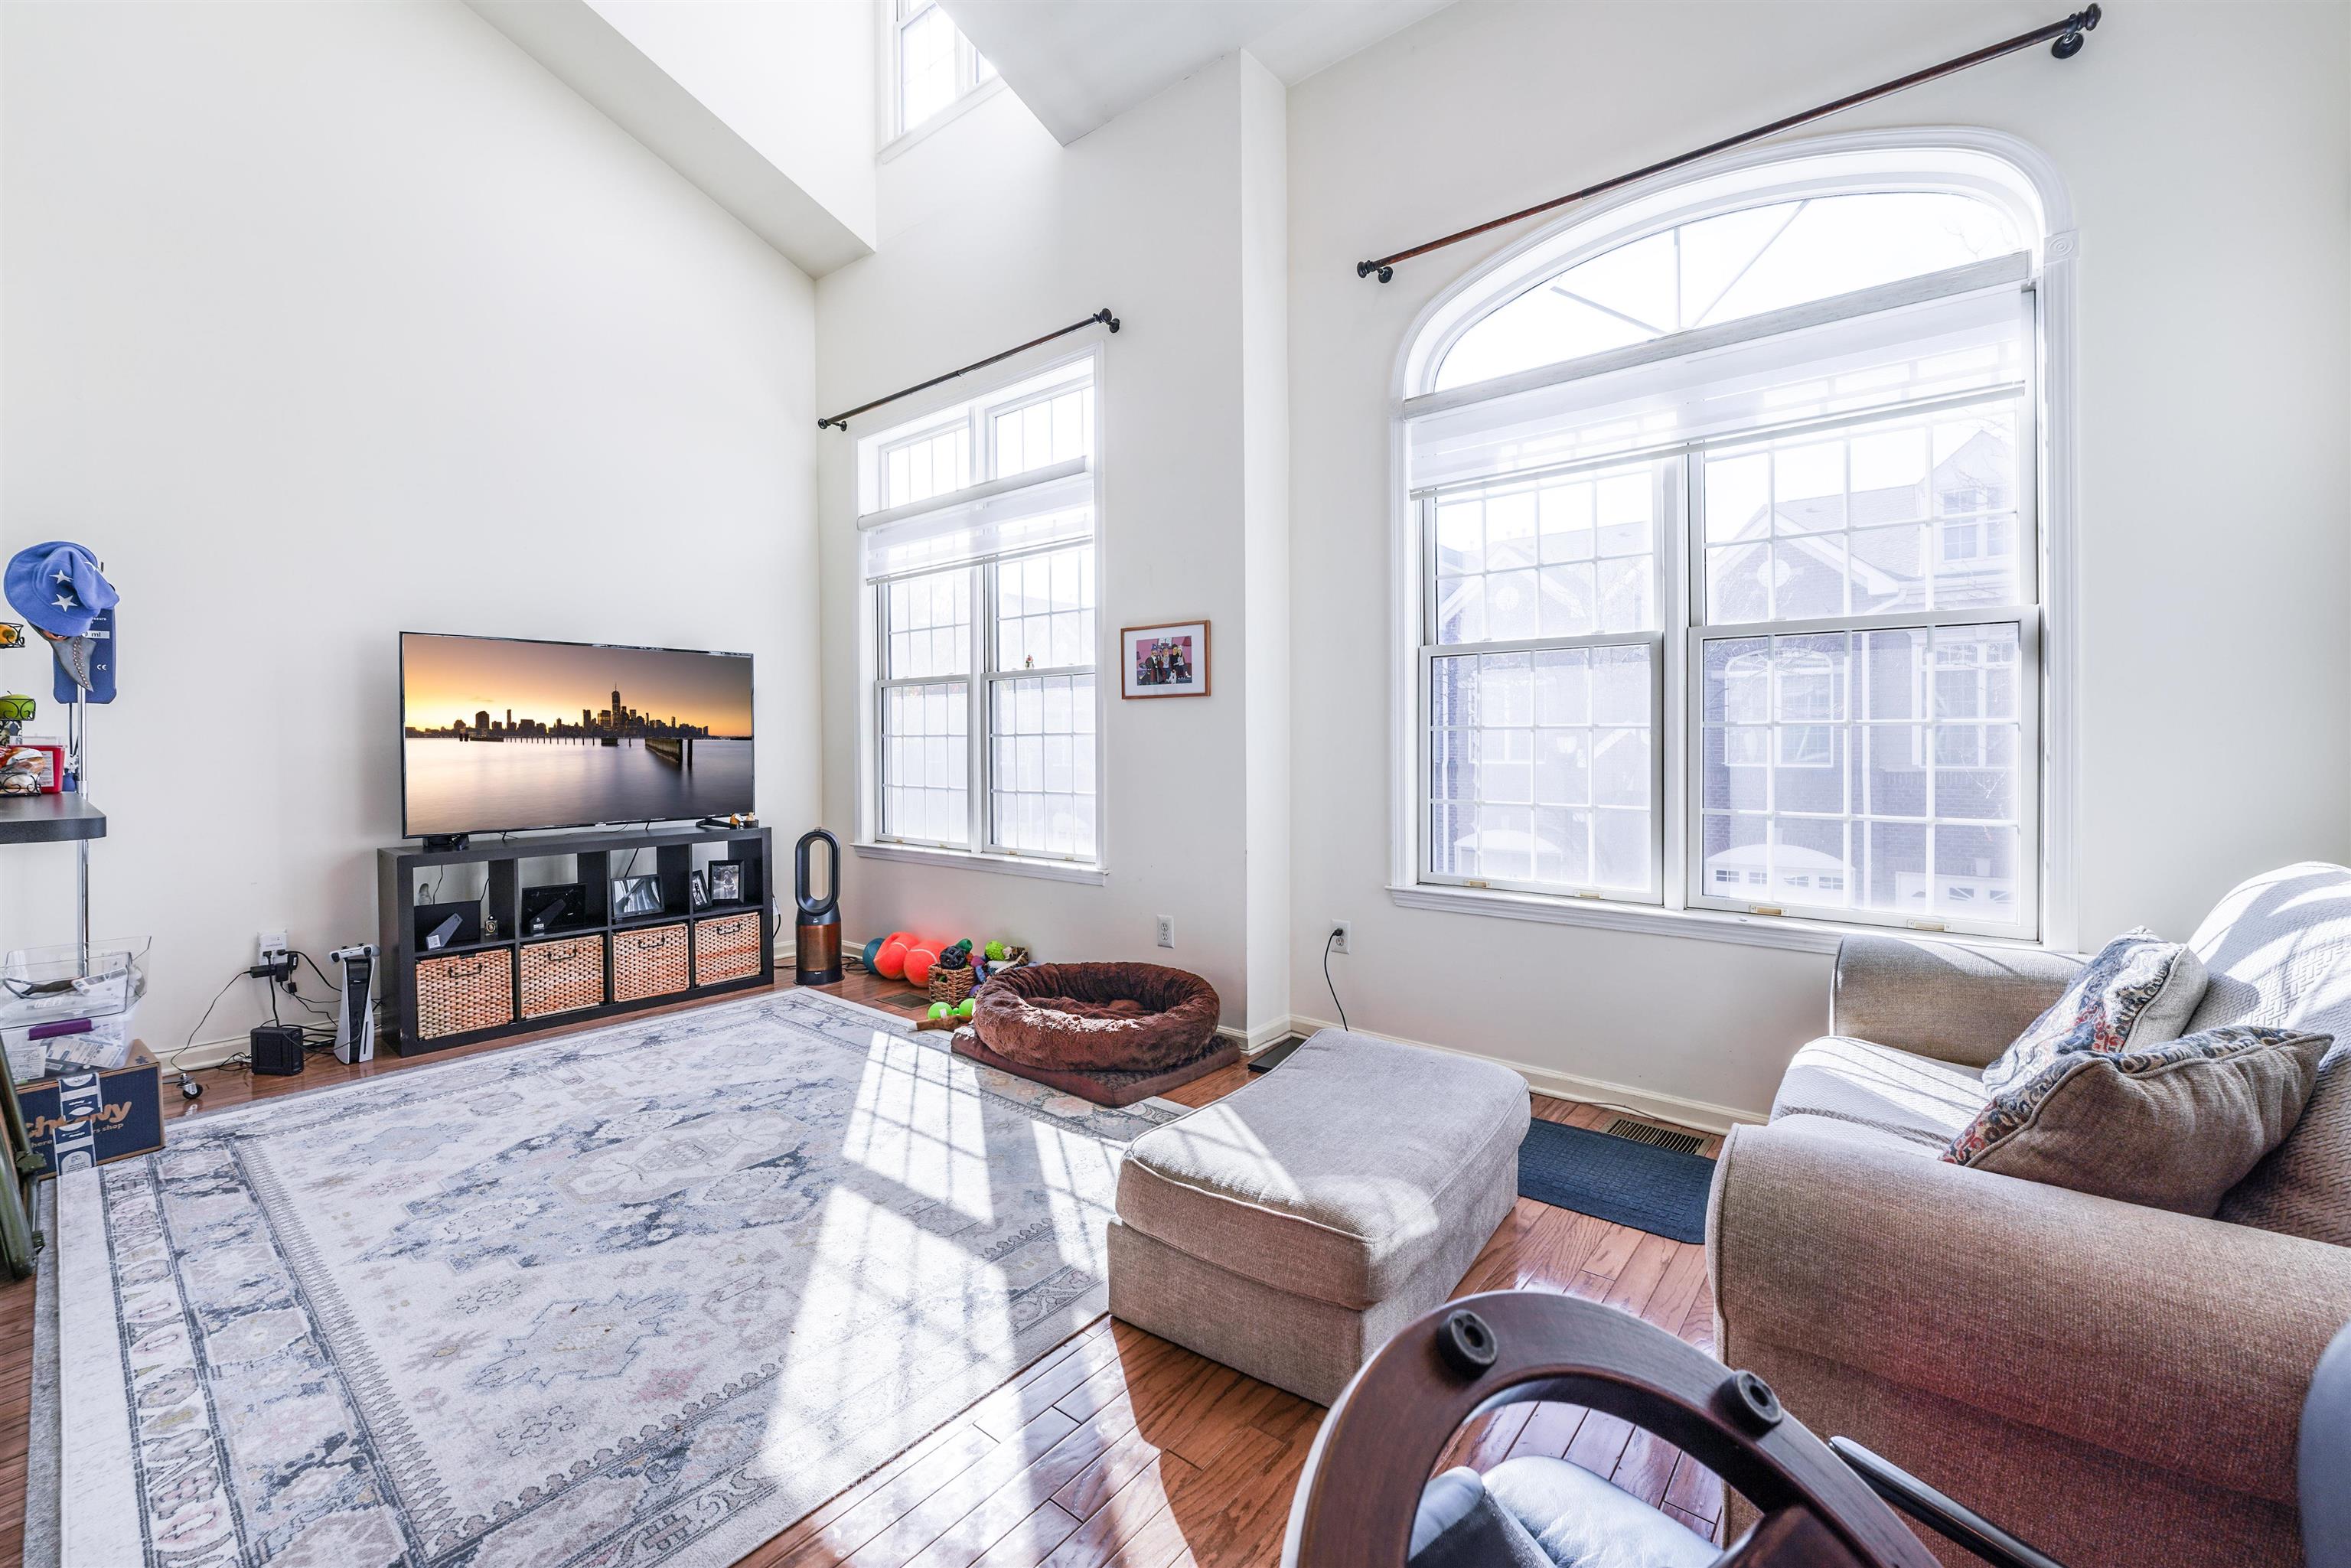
[689,870,710,911]
[708,860,745,905]
[611,874,664,920]
[1121,621,1209,699]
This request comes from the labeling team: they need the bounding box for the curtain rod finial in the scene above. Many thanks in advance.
[2052,2,2098,57]
[1356,259,1394,283]
[1097,309,1120,334]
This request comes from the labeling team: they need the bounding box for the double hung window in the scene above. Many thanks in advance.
[892,0,994,139]
[860,360,1101,865]
[1407,172,2047,939]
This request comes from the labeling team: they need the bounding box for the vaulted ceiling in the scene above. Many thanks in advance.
[941,0,1453,144]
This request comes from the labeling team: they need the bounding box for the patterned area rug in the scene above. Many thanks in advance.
[53,989,1175,1567]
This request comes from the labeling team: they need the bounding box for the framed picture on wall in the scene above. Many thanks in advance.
[1121,621,1209,699]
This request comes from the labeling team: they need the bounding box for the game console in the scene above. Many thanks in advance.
[330,944,378,1064]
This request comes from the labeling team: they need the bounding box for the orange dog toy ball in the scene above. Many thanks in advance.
[876,931,915,980]
[903,936,942,986]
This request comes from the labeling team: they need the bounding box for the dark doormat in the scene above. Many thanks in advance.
[1518,1119,1714,1244]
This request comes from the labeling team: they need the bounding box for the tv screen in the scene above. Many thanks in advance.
[401,633,753,838]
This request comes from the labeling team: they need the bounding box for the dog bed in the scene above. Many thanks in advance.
[953,961,1234,1106]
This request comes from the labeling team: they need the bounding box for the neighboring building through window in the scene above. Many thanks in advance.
[892,0,993,139]
[1403,148,2053,939]
[859,357,1101,865]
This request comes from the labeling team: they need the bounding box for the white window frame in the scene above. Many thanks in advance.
[855,348,1109,884]
[1387,130,2079,955]
[881,0,1003,156]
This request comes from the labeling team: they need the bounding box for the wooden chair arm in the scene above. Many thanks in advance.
[1281,1291,1942,1568]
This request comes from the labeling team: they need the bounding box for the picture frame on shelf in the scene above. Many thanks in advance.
[708,860,744,905]
[689,870,710,911]
[611,874,664,920]
[1121,621,1209,699]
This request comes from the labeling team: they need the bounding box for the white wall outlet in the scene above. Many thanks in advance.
[1155,915,1174,949]
[257,928,289,963]
[1329,921,1351,955]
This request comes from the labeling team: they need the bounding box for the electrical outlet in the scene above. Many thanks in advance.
[257,929,289,964]
[1155,915,1174,949]
[1329,921,1351,955]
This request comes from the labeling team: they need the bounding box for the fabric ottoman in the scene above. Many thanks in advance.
[1107,1028,1529,1404]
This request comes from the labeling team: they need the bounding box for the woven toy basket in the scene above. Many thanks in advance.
[693,913,761,986]
[416,950,514,1039]
[928,963,977,1007]
[519,936,605,1019]
[612,923,690,1002]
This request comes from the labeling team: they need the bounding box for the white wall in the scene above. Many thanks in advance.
[816,55,1293,1037]
[0,1,820,1060]
[1286,1,2351,1121]
[1238,53,1292,1035]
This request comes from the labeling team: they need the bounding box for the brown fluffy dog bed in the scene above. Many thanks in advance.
[953,961,1234,1106]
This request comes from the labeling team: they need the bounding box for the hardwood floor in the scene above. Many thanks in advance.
[0,969,1726,1566]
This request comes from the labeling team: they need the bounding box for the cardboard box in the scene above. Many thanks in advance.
[16,1042,163,1177]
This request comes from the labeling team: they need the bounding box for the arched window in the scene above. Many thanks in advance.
[1400,141,2060,940]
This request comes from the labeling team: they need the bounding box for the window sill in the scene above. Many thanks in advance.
[879,77,1006,165]
[856,840,1107,885]
[1387,882,2055,957]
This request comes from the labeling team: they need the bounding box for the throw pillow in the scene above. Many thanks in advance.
[1945,1025,2330,1215]
[2216,1041,2351,1245]
[1981,927,2208,1095]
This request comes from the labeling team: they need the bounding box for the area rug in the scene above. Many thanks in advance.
[1517,1120,1714,1244]
[51,988,1176,1568]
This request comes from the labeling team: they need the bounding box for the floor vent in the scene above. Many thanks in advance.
[1603,1117,1706,1156]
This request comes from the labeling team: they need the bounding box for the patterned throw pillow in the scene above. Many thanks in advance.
[1981,928,2207,1095]
[1945,1025,2332,1215]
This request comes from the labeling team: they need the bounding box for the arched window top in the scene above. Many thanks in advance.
[1403,138,2062,401]
[1435,191,2020,391]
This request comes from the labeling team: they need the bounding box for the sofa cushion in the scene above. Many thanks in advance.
[2186,864,2351,1245]
[2219,1045,2351,1244]
[1114,1030,1529,1309]
[1770,1036,1987,1151]
[1946,1025,2331,1215]
[1982,927,2206,1095]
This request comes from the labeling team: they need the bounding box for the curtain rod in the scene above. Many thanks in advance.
[1355,5,2102,284]
[818,309,1119,431]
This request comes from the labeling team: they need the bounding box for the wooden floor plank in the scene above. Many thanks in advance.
[843,1407,1087,1568]
[1502,1398,1590,1463]
[11,967,1724,1568]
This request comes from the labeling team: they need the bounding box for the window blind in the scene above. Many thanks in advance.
[859,460,1093,580]
[1408,266,2030,496]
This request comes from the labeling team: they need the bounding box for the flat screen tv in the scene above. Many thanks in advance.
[400,632,753,839]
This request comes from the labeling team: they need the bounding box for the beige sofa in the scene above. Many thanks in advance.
[1710,864,2351,1568]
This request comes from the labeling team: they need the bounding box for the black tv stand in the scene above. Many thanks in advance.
[376,822,774,1055]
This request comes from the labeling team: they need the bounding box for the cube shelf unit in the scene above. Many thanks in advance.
[376,823,773,1056]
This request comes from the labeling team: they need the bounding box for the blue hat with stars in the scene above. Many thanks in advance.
[5,542,116,639]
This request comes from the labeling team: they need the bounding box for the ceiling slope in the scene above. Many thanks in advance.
[471,0,876,277]
[943,0,1452,145]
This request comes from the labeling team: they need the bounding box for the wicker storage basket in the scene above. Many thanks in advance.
[519,936,605,1019]
[611,924,690,1002]
[415,949,514,1040]
[928,963,977,1007]
[693,913,761,986]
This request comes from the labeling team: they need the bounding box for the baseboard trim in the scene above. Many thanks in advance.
[1218,1018,1294,1054]
[1283,1012,1766,1136]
